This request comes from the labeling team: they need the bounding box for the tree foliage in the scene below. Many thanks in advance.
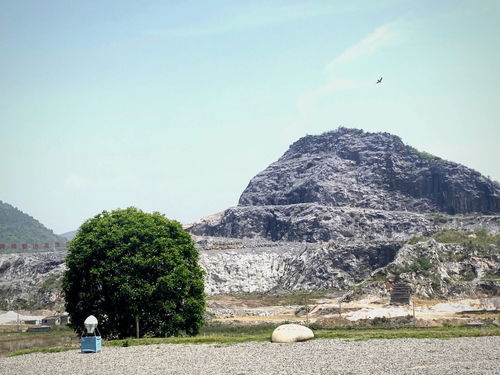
[63,207,205,339]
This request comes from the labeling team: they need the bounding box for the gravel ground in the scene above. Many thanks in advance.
[1,336,499,375]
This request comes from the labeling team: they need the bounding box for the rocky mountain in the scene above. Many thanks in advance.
[239,128,498,214]
[0,201,66,244]
[188,128,499,298]
[189,128,499,241]
[1,128,498,308]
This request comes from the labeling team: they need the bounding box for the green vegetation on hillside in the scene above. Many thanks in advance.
[406,228,500,251]
[432,228,500,249]
[406,146,442,161]
[392,255,435,277]
[0,200,65,244]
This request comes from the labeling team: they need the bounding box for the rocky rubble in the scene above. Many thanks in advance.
[0,251,66,310]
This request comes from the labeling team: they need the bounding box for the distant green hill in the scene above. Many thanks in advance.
[59,230,77,240]
[0,200,66,245]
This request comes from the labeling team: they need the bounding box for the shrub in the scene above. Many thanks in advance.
[371,316,391,326]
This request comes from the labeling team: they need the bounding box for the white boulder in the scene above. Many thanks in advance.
[271,323,314,343]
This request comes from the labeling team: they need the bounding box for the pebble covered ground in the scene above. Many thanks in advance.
[1,336,499,375]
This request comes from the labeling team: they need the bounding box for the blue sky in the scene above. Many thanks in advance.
[1,0,499,233]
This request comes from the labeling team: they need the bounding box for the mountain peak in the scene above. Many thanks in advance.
[238,128,499,214]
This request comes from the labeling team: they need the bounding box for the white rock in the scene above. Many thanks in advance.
[271,324,314,343]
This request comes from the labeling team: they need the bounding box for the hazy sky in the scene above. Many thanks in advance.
[1,0,499,233]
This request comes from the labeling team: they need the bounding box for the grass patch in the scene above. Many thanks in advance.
[216,290,332,307]
[392,255,434,276]
[407,236,425,245]
[432,229,500,250]
[6,323,500,356]
[107,322,278,347]
[406,146,442,161]
[313,324,500,341]
[39,275,62,294]
[0,325,74,337]
[106,333,270,348]
[8,346,76,357]
[107,324,500,347]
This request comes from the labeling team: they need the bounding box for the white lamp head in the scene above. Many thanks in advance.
[84,315,98,334]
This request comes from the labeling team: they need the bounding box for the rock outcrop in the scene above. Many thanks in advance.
[239,128,499,214]
[189,128,499,241]
[188,128,499,298]
[0,251,66,310]
[343,237,500,301]
[189,205,499,243]
[198,237,401,294]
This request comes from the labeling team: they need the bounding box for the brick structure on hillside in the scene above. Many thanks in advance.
[390,280,412,305]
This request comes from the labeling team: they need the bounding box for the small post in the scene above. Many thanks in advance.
[16,310,20,332]
[305,293,309,325]
[339,301,342,321]
[412,300,416,326]
[135,316,139,339]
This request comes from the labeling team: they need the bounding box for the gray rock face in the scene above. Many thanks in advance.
[190,205,436,242]
[187,128,499,298]
[344,239,500,300]
[0,251,66,309]
[198,237,401,294]
[239,128,499,214]
[188,204,499,243]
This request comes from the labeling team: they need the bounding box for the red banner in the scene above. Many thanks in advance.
[0,242,69,251]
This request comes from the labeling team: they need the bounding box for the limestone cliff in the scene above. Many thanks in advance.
[188,128,499,298]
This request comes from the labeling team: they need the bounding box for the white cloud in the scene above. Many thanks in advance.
[297,20,404,112]
[298,78,367,112]
[325,21,402,73]
[64,174,90,189]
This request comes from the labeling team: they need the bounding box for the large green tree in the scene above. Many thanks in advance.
[63,207,205,339]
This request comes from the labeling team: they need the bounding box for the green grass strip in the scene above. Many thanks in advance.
[6,325,500,356]
[8,346,76,357]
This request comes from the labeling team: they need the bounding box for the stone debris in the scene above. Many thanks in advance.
[0,337,498,375]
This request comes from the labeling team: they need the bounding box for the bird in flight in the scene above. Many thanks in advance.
[376,77,383,84]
